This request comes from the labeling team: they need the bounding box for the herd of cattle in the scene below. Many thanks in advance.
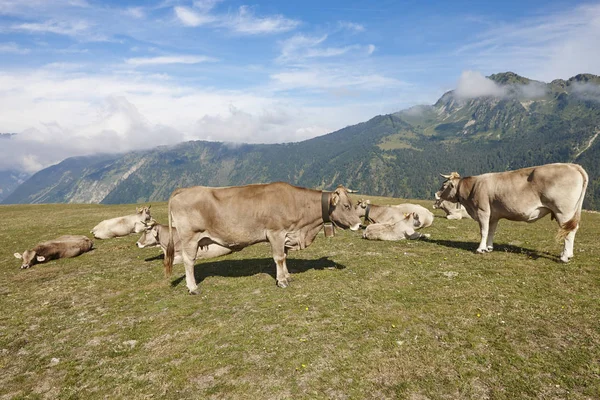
[13,163,589,294]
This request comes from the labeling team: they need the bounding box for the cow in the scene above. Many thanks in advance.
[91,206,151,239]
[14,235,94,269]
[164,182,362,294]
[363,212,430,241]
[432,194,471,220]
[355,199,433,228]
[435,163,588,262]
[136,220,225,265]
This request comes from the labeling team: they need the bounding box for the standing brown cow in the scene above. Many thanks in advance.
[165,182,362,294]
[436,163,588,262]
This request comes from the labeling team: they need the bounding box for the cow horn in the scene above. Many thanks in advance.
[440,173,452,179]
[346,188,358,193]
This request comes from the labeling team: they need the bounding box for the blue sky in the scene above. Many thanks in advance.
[1,0,599,172]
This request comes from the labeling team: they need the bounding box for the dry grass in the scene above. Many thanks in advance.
[1,197,599,399]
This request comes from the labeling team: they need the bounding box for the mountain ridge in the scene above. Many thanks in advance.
[4,72,600,210]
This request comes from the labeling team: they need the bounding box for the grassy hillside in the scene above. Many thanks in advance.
[1,200,599,399]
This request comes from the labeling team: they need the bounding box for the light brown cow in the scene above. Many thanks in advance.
[91,206,151,239]
[363,212,430,241]
[432,194,471,220]
[136,221,225,264]
[436,163,588,262]
[14,235,94,269]
[165,182,362,294]
[355,199,433,228]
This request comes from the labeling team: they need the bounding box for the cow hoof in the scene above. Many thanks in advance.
[188,288,200,295]
[277,279,289,288]
[486,246,494,252]
[476,248,487,254]
[560,256,570,263]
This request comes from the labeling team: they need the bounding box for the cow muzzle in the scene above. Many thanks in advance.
[349,223,361,231]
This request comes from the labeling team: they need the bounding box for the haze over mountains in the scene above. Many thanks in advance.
[3,72,600,210]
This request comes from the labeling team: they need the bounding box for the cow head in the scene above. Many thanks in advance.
[136,205,152,222]
[136,219,160,248]
[436,172,461,202]
[329,185,362,231]
[405,212,421,228]
[354,199,371,218]
[14,250,45,269]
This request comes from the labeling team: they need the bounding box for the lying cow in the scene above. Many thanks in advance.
[14,235,94,269]
[436,163,588,262]
[136,221,226,264]
[165,182,362,294]
[363,212,430,241]
[355,199,433,228]
[91,206,151,239]
[433,194,471,220]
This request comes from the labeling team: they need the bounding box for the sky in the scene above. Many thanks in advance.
[1,0,600,173]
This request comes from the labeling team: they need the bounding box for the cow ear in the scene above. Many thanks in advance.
[36,256,45,262]
[136,207,141,213]
[366,199,371,205]
[331,191,340,206]
[14,253,22,259]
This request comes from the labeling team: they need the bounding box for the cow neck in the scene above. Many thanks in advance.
[364,203,372,223]
[456,178,467,206]
[321,191,331,223]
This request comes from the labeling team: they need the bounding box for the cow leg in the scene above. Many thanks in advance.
[486,218,499,252]
[476,214,491,253]
[561,228,578,262]
[267,232,290,288]
[181,240,200,295]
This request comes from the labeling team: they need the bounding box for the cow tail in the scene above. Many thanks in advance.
[164,197,175,277]
[557,165,589,240]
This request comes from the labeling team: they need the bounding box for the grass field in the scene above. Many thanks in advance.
[1,197,599,399]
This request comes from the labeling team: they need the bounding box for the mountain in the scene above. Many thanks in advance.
[0,134,31,202]
[4,72,600,210]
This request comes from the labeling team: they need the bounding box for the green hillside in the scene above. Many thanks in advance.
[4,72,600,209]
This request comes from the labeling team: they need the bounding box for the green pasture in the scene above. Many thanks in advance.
[1,197,599,399]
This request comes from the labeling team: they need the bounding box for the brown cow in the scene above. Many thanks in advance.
[14,235,94,269]
[91,206,151,239]
[355,199,433,228]
[362,212,430,241]
[436,163,588,262]
[165,182,362,294]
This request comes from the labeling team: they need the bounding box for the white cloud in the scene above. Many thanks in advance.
[224,6,300,35]
[125,55,218,66]
[271,67,405,92]
[125,7,145,19]
[0,42,29,54]
[192,0,222,12]
[338,21,365,32]
[454,70,507,99]
[12,20,89,36]
[0,68,394,173]
[277,34,373,63]
[174,6,215,27]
